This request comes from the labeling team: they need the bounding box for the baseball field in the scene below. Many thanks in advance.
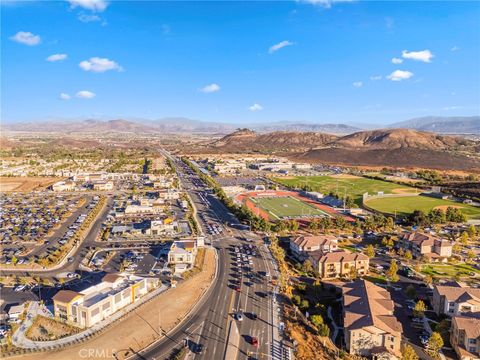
[364,195,480,219]
[274,174,416,205]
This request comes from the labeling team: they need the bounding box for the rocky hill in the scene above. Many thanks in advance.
[332,128,472,150]
[211,129,337,152]
[206,128,480,171]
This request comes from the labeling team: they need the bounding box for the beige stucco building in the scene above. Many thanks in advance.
[451,315,480,360]
[311,251,369,279]
[341,280,403,360]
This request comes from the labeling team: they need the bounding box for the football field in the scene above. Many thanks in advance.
[249,196,329,220]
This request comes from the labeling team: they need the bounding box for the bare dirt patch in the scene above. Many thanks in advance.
[0,177,60,192]
[26,316,80,341]
[16,248,216,360]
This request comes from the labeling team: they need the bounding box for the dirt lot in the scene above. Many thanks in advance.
[0,177,60,192]
[15,248,216,360]
[26,316,80,341]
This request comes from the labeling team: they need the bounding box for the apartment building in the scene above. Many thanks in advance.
[53,274,158,328]
[341,279,403,360]
[289,235,338,261]
[451,315,480,360]
[433,284,480,316]
[398,232,453,262]
[311,251,369,279]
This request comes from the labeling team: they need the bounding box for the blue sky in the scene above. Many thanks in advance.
[2,0,480,125]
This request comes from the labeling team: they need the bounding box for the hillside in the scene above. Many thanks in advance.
[389,116,480,134]
[332,128,472,150]
[210,129,337,152]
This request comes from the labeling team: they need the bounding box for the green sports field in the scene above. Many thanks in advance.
[249,196,329,220]
[365,195,480,219]
[274,175,416,205]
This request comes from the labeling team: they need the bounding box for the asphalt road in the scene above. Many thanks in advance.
[131,153,279,360]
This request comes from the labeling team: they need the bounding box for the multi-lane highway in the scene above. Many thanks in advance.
[132,152,284,360]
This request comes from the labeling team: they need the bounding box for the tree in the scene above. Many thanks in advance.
[302,260,313,274]
[365,244,375,258]
[299,299,309,310]
[405,285,416,299]
[467,224,477,240]
[453,242,462,254]
[401,344,419,360]
[318,323,330,337]
[413,300,427,318]
[424,275,433,286]
[467,249,476,262]
[460,231,469,245]
[405,250,413,261]
[386,260,399,282]
[311,314,324,327]
[428,332,444,353]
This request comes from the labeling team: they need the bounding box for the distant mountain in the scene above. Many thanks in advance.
[3,119,158,133]
[151,117,237,133]
[210,128,337,152]
[389,116,480,134]
[253,123,361,135]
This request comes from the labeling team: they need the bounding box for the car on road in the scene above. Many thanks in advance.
[194,344,205,354]
[251,313,258,321]
[235,313,243,321]
[251,337,259,347]
[420,335,429,345]
[67,257,74,262]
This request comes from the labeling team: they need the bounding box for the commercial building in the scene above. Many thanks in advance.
[289,235,338,261]
[168,240,198,266]
[398,232,452,262]
[451,315,480,360]
[341,279,403,360]
[311,251,369,279]
[52,180,76,192]
[53,273,158,328]
[92,181,114,191]
[433,284,480,316]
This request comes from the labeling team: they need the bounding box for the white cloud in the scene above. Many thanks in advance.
[387,70,414,81]
[76,90,96,99]
[10,31,41,46]
[46,53,68,62]
[79,57,122,72]
[391,57,403,64]
[402,49,434,63]
[78,13,101,22]
[299,0,354,8]
[268,40,294,54]
[352,81,363,88]
[59,93,71,100]
[450,46,460,52]
[199,83,220,93]
[249,103,263,112]
[68,0,108,12]
[370,75,382,81]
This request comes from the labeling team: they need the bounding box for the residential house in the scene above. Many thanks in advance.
[289,235,338,261]
[451,315,480,360]
[53,273,158,328]
[311,251,369,279]
[398,232,453,262]
[341,279,403,360]
[433,284,480,316]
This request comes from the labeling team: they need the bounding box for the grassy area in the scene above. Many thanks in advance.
[249,195,329,220]
[421,263,480,278]
[364,274,388,284]
[365,195,480,219]
[274,174,415,205]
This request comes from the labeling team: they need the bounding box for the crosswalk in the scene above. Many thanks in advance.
[270,339,291,360]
